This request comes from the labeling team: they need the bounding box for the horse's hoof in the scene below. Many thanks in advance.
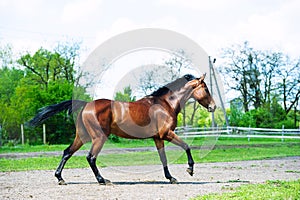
[169,177,178,184]
[99,179,112,185]
[58,180,67,185]
[186,168,194,176]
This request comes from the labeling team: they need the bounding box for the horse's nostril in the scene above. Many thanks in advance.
[208,104,216,112]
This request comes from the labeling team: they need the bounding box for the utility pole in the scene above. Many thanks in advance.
[209,56,229,127]
[209,57,216,127]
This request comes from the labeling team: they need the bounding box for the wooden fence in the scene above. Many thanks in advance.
[20,124,47,145]
[14,124,300,145]
[175,126,300,141]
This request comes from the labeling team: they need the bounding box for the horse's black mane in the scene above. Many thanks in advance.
[150,74,196,97]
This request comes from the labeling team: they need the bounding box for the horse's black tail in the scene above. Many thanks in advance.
[29,100,88,127]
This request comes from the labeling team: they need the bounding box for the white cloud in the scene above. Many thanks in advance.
[233,0,300,57]
[157,0,230,11]
[61,0,103,23]
[182,0,300,58]
[149,16,179,30]
[94,18,138,48]
[94,16,179,48]
[0,0,43,18]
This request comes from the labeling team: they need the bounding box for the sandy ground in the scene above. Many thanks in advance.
[1,156,299,200]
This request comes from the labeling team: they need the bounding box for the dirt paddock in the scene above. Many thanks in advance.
[1,157,299,200]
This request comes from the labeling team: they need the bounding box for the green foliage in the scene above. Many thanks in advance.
[194,179,300,200]
[110,86,137,143]
[180,103,225,128]
[220,41,300,115]
[177,113,183,127]
[196,108,211,127]
[114,86,136,102]
[0,43,91,145]
[228,96,297,128]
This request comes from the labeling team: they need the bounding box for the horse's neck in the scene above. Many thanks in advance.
[164,85,193,114]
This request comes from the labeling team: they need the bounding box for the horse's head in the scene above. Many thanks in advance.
[189,74,216,112]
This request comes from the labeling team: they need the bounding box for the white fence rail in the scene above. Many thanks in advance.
[175,126,300,141]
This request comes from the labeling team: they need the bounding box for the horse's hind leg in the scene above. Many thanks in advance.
[82,104,111,185]
[164,130,195,176]
[86,133,111,185]
[54,135,83,185]
[153,138,178,184]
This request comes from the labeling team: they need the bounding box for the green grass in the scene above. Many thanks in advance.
[1,137,299,154]
[193,179,300,200]
[1,143,299,172]
[0,144,70,153]
[0,139,156,154]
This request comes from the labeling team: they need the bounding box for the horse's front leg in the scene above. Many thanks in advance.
[153,138,178,184]
[165,130,194,176]
[185,148,194,176]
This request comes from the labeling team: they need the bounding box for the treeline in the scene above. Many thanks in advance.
[124,42,299,129]
[0,41,299,145]
[0,43,90,145]
[219,42,299,128]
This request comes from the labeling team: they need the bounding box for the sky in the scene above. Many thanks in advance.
[1,0,299,100]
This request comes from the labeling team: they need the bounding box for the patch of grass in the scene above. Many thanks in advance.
[0,139,157,154]
[193,179,300,200]
[0,144,69,154]
[1,138,299,154]
[174,143,300,164]
[285,170,300,174]
[0,156,92,171]
[1,143,299,172]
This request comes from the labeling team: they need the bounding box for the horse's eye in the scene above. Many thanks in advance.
[205,88,209,94]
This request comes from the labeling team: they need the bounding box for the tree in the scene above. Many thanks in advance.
[18,47,79,90]
[110,86,136,143]
[220,41,300,115]
[228,98,244,126]
[114,86,136,102]
[0,43,91,145]
[54,41,82,86]
[16,45,91,144]
[220,41,299,128]
[164,49,192,80]
[260,51,281,105]
[0,44,24,143]
[137,50,200,126]
[138,50,192,96]
[220,41,261,111]
[275,55,300,115]
[0,67,24,141]
[0,43,14,68]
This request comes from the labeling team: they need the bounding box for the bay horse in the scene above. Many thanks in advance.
[29,74,216,185]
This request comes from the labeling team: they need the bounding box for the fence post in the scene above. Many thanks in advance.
[248,126,251,142]
[21,124,24,145]
[281,125,285,142]
[43,124,46,145]
[216,124,219,141]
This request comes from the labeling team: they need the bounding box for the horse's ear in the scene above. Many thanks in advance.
[199,73,206,82]
[188,79,200,88]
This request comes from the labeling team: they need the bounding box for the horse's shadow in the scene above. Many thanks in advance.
[113,181,209,185]
[66,180,249,185]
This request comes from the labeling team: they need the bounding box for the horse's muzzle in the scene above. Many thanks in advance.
[207,104,216,112]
